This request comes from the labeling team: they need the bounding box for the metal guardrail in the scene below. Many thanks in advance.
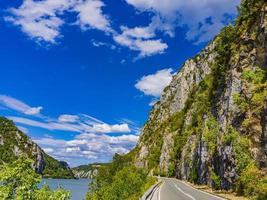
[140,181,162,200]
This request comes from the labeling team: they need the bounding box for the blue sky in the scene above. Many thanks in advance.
[0,0,240,167]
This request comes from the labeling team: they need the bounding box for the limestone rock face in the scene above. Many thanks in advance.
[72,164,103,178]
[134,0,266,190]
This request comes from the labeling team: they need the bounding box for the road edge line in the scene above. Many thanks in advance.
[176,179,226,200]
[173,184,196,200]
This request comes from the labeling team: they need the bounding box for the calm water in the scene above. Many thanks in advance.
[40,179,90,200]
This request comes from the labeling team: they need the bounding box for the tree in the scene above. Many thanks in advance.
[0,157,70,200]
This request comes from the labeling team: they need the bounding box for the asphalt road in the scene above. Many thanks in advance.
[150,178,225,200]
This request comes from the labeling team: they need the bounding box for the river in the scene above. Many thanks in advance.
[40,179,90,200]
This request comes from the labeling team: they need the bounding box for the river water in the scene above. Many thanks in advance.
[40,179,90,200]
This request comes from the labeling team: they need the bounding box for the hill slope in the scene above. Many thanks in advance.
[131,0,266,196]
[0,117,74,178]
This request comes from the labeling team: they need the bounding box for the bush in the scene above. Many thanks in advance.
[236,163,267,200]
[87,154,156,200]
[0,157,70,200]
[211,171,221,190]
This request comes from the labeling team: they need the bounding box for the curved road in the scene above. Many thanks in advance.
[149,178,225,200]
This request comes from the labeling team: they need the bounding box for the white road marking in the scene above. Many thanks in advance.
[158,182,163,200]
[173,184,197,200]
[177,180,226,200]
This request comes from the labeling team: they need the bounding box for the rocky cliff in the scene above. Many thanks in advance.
[134,0,266,192]
[72,163,105,179]
[0,117,74,178]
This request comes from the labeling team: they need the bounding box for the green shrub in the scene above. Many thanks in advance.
[223,127,252,172]
[0,157,70,200]
[203,115,219,155]
[236,163,267,200]
[87,154,156,200]
[211,171,221,190]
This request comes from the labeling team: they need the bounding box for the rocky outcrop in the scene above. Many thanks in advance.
[134,0,266,191]
[72,163,104,179]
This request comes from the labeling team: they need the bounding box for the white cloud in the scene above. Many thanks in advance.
[120,25,155,39]
[5,0,76,43]
[66,147,80,153]
[125,0,240,43]
[33,132,139,166]
[24,106,43,115]
[74,0,112,32]
[0,95,43,115]
[43,148,54,153]
[8,116,82,132]
[91,39,116,50]
[113,23,168,57]
[135,68,173,97]
[5,0,111,43]
[92,123,130,133]
[1,95,133,135]
[58,114,79,123]
[9,116,131,134]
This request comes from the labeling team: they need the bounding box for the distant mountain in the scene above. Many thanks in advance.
[0,117,74,178]
[72,163,108,178]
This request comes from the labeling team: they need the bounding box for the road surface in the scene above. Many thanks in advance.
[149,178,225,200]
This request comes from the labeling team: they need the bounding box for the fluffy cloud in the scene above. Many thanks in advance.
[92,123,130,133]
[113,22,168,57]
[5,0,111,43]
[5,0,240,57]
[0,95,43,115]
[125,0,240,44]
[5,0,76,42]
[34,132,139,166]
[135,68,173,97]
[74,0,112,32]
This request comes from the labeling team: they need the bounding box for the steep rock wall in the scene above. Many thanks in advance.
[134,0,266,190]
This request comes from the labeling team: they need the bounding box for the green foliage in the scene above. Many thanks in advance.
[234,67,267,131]
[223,127,252,173]
[189,159,198,184]
[42,154,74,179]
[233,94,248,113]
[167,162,176,177]
[236,163,267,200]
[236,0,265,34]
[211,171,221,190]
[0,157,70,200]
[203,115,220,155]
[86,154,156,200]
[169,110,186,132]
[241,68,265,84]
